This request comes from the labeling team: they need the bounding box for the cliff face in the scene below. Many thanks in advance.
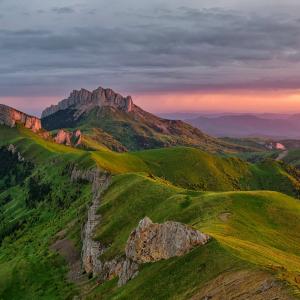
[41,87,133,118]
[0,104,42,132]
[71,168,111,276]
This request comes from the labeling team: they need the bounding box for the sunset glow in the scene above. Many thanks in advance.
[127,90,300,114]
[3,90,300,116]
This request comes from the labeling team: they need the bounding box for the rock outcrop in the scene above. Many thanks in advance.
[126,217,210,263]
[71,167,110,276]
[0,104,41,132]
[71,171,211,288]
[55,129,72,146]
[55,129,82,147]
[118,217,210,286]
[118,259,139,287]
[41,87,133,118]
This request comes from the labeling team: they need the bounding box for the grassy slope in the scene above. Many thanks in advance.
[1,125,300,298]
[1,126,300,196]
[43,106,253,153]
[91,173,300,299]
[0,126,94,299]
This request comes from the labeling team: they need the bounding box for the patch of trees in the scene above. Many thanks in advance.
[0,147,33,191]
[25,175,51,208]
[25,170,87,210]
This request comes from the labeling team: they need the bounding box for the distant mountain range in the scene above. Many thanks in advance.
[41,87,249,153]
[186,114,300,139]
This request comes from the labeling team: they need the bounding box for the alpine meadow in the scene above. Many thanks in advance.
[1,1,300,300]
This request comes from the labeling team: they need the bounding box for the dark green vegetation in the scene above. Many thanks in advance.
[42,105,252,153]
[1,124,300,299]
[0,126,93,299]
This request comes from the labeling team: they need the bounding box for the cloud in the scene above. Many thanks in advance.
[1,5,300,99]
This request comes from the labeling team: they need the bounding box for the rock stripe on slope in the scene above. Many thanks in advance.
[71,167,110,276]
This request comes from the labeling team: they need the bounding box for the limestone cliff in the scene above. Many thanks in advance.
[71,168,110,276]
[0,104,41,132]
[41,87,133,118]
[118,217,210,286]
[125,217,210,263]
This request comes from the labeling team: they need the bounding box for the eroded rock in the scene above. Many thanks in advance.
[118,258,139,287]
[71,167,110,276]
[54,129,82,147]
[126,217,210,264]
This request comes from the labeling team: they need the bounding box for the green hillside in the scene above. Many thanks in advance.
[0,124,300,299]
[91,173,300,299]
[2,125,300,197]
[42,105,252,153]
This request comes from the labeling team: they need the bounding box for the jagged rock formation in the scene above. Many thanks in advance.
[54,129,82,147]
[118,217,210,286]
[42,87,133,118]
[126,217,210,263]
[0,104,41,132]
[55,129,72,146]
[71,167,110,276]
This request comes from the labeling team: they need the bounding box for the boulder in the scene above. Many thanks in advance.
[126,217,210,263]
[118,217,210,286]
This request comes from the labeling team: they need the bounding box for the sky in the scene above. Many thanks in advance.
[1,0,300,116]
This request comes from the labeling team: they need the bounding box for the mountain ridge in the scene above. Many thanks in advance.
[41,86,255,153]
[0,104,42,132]
[41,87,133,118]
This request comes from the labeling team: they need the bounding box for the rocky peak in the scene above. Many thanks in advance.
[41,86,133,118]
[0,104,41,132]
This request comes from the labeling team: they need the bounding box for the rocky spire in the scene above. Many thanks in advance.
[0,104,42,132]
[41,86,133,118]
